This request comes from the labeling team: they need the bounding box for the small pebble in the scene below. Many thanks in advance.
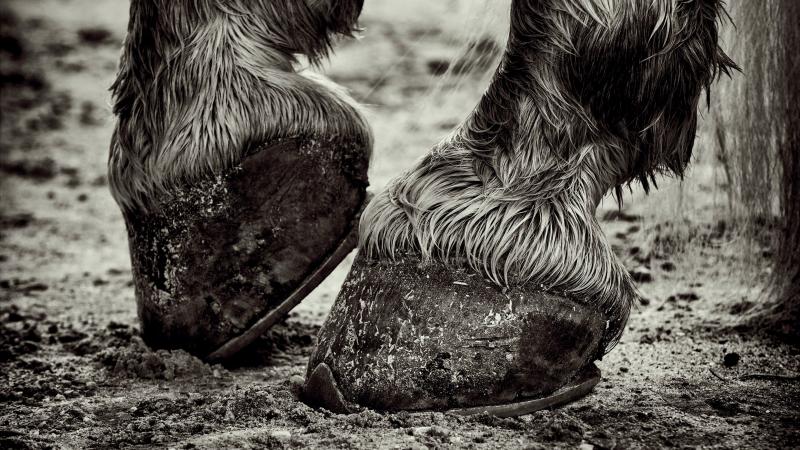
[723,352,740,367]
[411,426,431,437]
[289,375,305,396]
[677,292,700,302]
[270,429,291,441]
[630,266,653,283]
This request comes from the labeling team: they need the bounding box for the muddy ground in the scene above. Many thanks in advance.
[1,1,798,449]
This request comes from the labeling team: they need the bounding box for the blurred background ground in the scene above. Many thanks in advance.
[0,0,798,448]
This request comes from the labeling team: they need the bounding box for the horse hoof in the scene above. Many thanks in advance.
[304,252,613,413]
[125,139,369,360]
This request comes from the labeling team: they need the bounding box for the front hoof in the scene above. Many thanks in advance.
[305,253,614,413]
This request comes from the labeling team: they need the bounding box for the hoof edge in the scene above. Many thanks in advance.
[448,363,601,417]
[302,363,360,414]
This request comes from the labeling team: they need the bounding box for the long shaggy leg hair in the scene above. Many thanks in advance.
[109,0,371,213]
[361,0,735,349]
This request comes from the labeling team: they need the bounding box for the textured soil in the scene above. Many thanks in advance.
[1,1,798,448]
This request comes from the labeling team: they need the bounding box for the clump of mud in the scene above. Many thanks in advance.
[0,305,45,363]
[99,336,226,381]
[0,302,227,409]
[0,306,100,405]
[93,318,320,380]
[86,383,309,448]
[55,318,230,381]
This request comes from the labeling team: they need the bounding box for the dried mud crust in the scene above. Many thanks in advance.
[0,2,799,449]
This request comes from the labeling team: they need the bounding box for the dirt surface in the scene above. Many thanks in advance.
[1,1,798,448]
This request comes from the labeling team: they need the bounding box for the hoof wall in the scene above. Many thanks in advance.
[126,139,369,358]
[308,253,611,412]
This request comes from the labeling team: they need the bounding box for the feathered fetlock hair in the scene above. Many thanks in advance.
[361,0,735,349]
[109,0,370,212]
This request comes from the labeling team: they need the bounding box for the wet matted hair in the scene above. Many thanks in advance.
[361,0,735,350]
[109,0,370,212]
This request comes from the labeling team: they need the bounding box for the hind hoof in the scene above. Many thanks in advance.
[125,139,369,359]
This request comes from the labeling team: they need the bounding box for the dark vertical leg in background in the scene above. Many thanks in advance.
[776,0,800,340]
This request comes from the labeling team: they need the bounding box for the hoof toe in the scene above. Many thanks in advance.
[302,363,358,414]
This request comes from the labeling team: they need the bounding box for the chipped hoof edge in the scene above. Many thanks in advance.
[447,364,601,417]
